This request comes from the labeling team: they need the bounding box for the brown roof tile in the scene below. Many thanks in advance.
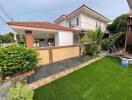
[7,22,75,32]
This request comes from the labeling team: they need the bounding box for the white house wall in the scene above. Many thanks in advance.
[80,13,107,31]
[80,13,96,30]
[59,20,69,28]
[68,14,82,30]
[56,32,73,46]
[57,13,108,32]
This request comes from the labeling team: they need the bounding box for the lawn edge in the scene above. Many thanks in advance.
[28,56,105,89]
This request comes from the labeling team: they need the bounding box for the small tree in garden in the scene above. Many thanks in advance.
[81,28,104,56]
[8,83,34,100]
[102,32,125,53]
[105,14,128,52]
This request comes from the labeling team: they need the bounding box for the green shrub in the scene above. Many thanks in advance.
[0,45,38,77]
[84,44,100,56]
[81,28,103,56]
[8,83,34,100]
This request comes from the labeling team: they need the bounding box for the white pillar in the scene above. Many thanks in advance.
[13,31,17,44]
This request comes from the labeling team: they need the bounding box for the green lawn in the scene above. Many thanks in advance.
[34,56,132,100]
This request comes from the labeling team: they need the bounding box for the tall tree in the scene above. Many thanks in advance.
[107,14,128,34]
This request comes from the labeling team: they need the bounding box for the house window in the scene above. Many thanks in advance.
[69,21,72,28]
[77,18,79,26]
[96,21,98,28]
[96,21,101,28]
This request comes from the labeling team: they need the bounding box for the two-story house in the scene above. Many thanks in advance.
[55,5,111,44]
[55,5,111,32]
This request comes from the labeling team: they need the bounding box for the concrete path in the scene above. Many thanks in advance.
[28,56,92,84]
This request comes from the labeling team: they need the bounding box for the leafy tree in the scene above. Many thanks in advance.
[0,32,26,45]
[107,14,128,33]
[0,32,14,43]
[16,34,26,45]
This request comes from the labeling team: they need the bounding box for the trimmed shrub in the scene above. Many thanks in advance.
[0,45,38,77]
[8,83,34,100]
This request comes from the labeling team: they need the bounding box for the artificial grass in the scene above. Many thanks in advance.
[34,56,132,100]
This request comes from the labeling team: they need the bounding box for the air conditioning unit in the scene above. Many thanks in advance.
[71,24,76,28]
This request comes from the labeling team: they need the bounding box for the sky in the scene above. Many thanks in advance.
[0,0,130,34]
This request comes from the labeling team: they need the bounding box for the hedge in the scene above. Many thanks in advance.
[0,45,38,77]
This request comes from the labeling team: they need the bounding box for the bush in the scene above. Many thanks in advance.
[8,83,34,100]
[81,28,103,56]
[84,44,100,56]
[0,45,38,77]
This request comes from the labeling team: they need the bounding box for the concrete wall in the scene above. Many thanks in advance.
[37,50,50,65]
[37,45,80,65]
[52,46,80,62]
[58,32,74,46]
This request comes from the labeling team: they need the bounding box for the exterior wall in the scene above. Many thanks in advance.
[127,32,132,44]
[80,13,96,30]
[80,13,107,31]
[52,46,80,62]
[37,45,80,65]
[59,20,69,27]
[127,27,132,45]
[68,14,82,30]
[58,32,73,46]
[57,13,107,32]
[57,14,82,30]
[37,50,50,65]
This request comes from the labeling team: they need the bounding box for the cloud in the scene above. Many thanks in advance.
[0,0,130,33]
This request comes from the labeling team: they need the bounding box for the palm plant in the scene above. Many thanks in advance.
[81,28,104,56]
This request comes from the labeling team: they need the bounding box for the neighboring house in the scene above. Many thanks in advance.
[128,0,132,12]
[126,0,132,47]
[55,5,111,32]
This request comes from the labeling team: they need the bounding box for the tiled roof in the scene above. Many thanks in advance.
[7,22,75,32]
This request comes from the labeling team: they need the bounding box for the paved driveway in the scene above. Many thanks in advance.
[28,56,92,83]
